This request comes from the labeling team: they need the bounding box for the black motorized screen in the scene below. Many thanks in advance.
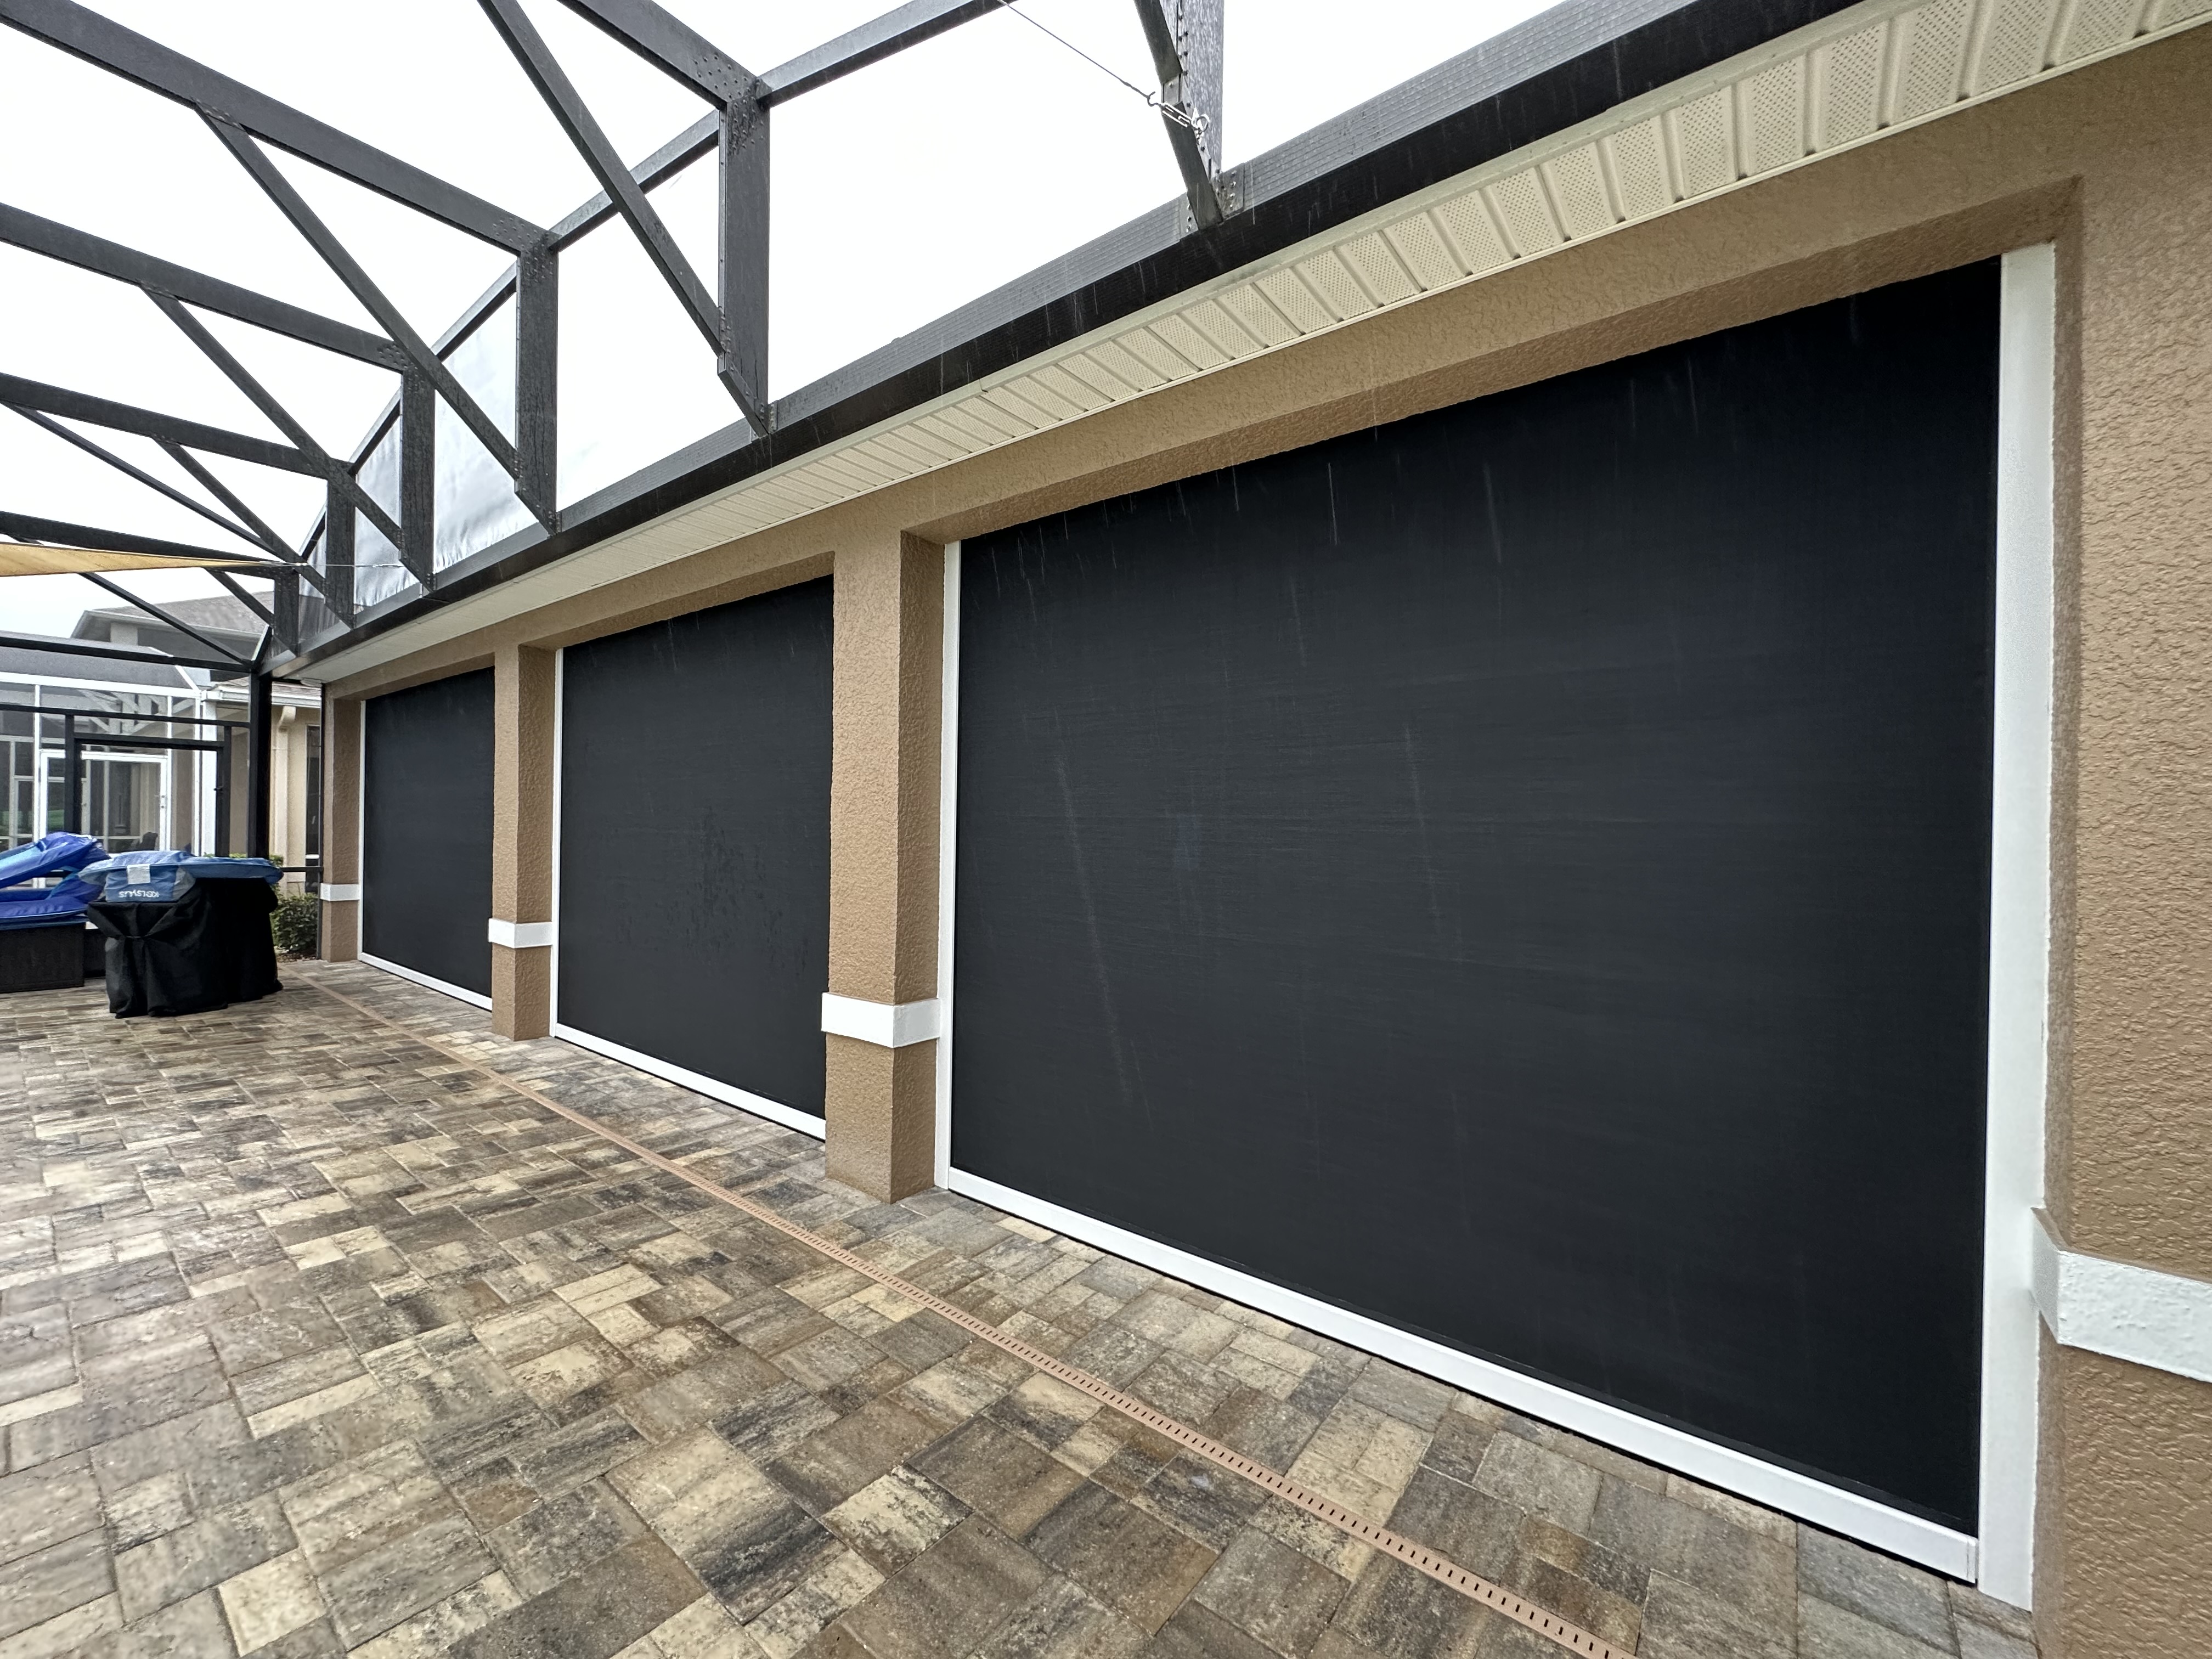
[953,262,2000,1531]
[557,580,833,1117]
[363,669,494,997]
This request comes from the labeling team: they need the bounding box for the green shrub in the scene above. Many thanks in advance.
[271,890,320,958]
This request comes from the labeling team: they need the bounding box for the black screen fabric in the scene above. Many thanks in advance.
[953,262,2000,1531]
[557,579,833,1117]
[363,669,494,997]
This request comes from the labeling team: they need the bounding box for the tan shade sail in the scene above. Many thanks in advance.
[0,542,267,578]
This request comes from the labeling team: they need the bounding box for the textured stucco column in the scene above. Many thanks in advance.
[825,532,943,1200]
[2036,35,2212,1659]
[490,644,557,1040]
[319,691,360,962]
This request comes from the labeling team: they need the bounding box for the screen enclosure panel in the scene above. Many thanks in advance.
[558,579,833,1117]
[362,669,495,997]
[952,263,2000,1531]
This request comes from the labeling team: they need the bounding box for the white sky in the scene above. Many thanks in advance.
[1,0,1555,640]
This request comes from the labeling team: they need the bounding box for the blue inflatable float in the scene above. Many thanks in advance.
[0,833,108,994]
[0,832,106,933]
[76,850,285,900]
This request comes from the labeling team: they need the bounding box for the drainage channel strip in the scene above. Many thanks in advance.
[312,979,1629,1659]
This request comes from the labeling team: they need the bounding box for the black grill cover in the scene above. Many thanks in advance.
[91,879,280,1017]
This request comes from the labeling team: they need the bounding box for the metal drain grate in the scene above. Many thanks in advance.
[312,980,1632,1659]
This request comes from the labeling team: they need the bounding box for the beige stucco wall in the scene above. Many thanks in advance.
[269,706,313,885]
[211,701,314,873]
[825,531,942,1200]
[320,690,359,963]
[317,29,2212,1654]
[488,644,556,1039]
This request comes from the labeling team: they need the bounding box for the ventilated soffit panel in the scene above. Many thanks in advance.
[306,0,2207,683]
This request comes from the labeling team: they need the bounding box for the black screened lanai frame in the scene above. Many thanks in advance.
[0,0,1231,648]
[0,0,1870,670]
[0,699,274,859]
[0,633,285,859]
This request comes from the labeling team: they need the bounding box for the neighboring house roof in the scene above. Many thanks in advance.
[0,638,196,689]
[75,596,265,649]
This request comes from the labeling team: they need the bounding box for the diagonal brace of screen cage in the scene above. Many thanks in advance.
[0,0,1229,654]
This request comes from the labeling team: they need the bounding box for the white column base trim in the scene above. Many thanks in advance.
[946,1167,1979,1581]
[488,918,556,949]
[2034,1210,2212,1385]
[319,884,362,901]
[358,952,493,1011]
[552,1023,826,1141]
[822,992,941,1048]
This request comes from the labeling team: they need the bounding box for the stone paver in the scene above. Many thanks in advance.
[0,961,2038,1657]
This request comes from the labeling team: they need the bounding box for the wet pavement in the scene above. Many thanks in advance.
[0,961,2037,1659]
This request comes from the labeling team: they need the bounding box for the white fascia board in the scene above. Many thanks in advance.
[2034,1211,2212,1385]
[822,992,941,1048]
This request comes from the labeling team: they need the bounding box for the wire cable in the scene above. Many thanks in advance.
[1003,1,1206,131]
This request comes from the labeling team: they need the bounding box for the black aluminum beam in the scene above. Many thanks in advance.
[326,113,725,470]
[0,697,237,725]
[77,572,256,666]
[246,667,272,857]
[270,565,298,652]
[720,99,769,423]
[7,404,277,556]
[0,0,541,251]
[62,722,80,832]
[205,117,532,499]
[147,289,407,552]
[556,0,754,104]
[0,374,312,474]
[300,100,702,540]
[549,113,720,249]
[0,205,403,370]
[280,0,1874,680]
[0,632,239,675]
[552,0,768,424]
[760,0,1006,103]
[477,0,767,433]
[323,488,356,627]
[286,112,710,560]
[158,443,301,567]
[69,736,226,752]
[0,510,272,567]
[516,242,560,524]
[212,569,279,630]
[13,415,317,620]
[399,370,436,583]
[162,448,330,602]
[1133,0,1225,228]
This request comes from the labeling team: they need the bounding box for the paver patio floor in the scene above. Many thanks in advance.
[1,961,2036,1659]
